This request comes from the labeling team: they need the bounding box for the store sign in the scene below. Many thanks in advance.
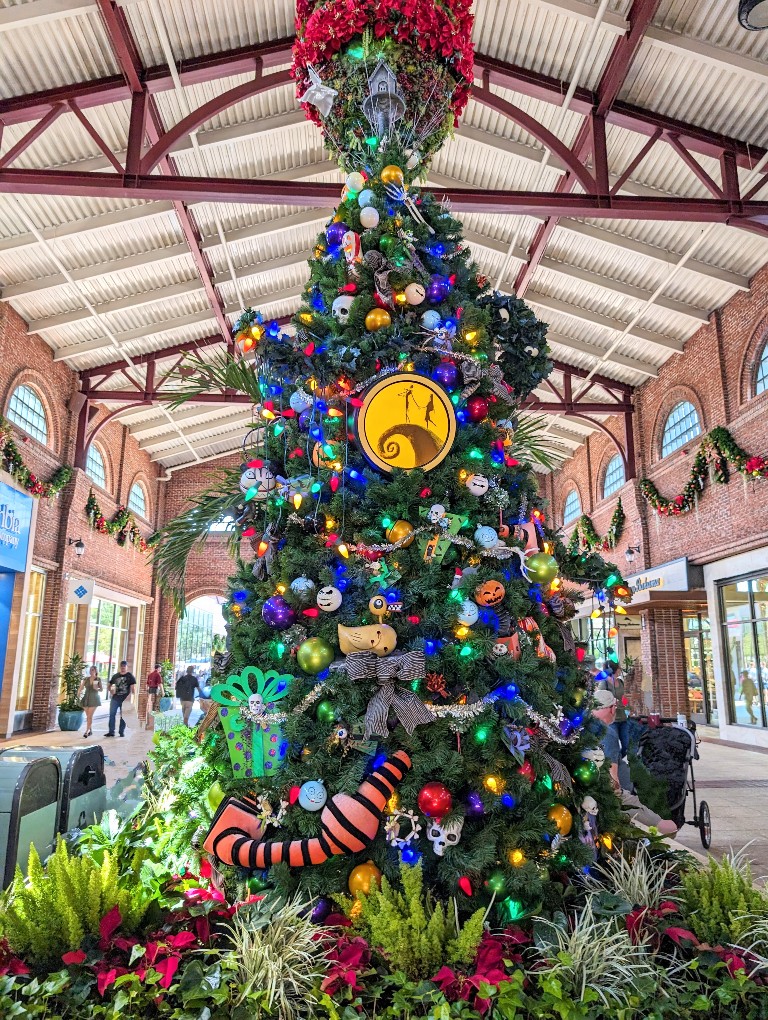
[0,481,33,573]
[67,575,94,606]
[626,556,702,595]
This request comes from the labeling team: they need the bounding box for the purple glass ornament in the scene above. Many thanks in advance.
[298,409,313,432]
[426,275,449,303]
[432,361,459,389]
[262,595,296,631]
[465,791,485,817]
[326,222,348,247]
[310,897,333,923]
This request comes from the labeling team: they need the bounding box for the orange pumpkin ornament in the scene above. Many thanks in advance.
[475,579,506,607]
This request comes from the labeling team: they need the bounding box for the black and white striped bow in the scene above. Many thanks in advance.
[344,650,431,739]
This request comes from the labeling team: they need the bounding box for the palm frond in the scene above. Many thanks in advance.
[509,414,559,469]
[151,469,244,612]
[165,350,264,409]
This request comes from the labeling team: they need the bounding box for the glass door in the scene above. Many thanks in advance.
[683,611,716,724]
[719,577,768,728]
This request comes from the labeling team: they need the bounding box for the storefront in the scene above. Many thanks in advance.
[0,477,38,736]
[62,585,148,686]
[621,557,710,722]
[705,546,768,749]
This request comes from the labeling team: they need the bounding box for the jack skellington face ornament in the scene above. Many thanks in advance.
[426,816,464,856]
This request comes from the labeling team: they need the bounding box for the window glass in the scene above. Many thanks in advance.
[60,601,78,670]
[85,445,107,489]
[128,483,147,518]
[602,455,625,498]
[661,401,701,457]
[719,574,768,728]
[85,598,130,680]
[756,344,768,396]
[7,385,48,444]
[17,569,46,712]
[562,489,581,525]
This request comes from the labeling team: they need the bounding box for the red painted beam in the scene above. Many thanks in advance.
[3,168,768,221]
[0,104,65,170]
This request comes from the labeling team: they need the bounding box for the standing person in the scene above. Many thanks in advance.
[600,663,629,757]
[740,669,758,724]
[78,665,102,738]
[176,665,202,727]
[105,660,136,737]
[145,662,164,725]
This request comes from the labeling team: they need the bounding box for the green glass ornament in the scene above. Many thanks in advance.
[525,552,559,585]
[316,700,336,723]
[206,780,226,813]
[485,869,507,895]
[573,761,597,786]
[297,637,334,675]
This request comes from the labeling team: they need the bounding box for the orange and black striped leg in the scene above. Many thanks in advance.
[203,796,265,866]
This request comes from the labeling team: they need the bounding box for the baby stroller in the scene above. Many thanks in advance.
[635,716,711,848]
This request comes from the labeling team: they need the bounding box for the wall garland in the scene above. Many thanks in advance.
[85,489,159,552]
[639,426,768,516]
[567,498,625,552]
[0,416,72,498]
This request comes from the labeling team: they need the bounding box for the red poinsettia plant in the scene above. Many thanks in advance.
[432,927,530,1014]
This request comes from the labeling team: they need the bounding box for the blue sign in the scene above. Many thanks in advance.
[0,481,33,573]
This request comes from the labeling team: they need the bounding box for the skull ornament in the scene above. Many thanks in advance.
[332,295,355,322]
[581,747,606,769]
[427,504,447,525]
[427,816,464,856]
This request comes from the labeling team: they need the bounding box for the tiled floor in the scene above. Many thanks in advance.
[671,735,768,877]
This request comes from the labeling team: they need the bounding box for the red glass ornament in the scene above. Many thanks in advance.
[417,781,453,819]
[466,395,489,422]
[420,487,432,498]
[575,646,587,663]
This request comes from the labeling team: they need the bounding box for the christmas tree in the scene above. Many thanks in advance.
[154,0,632,923]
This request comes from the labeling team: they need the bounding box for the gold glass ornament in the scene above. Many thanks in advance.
[385,519,415,548]
[380,164,404,186]
[348,860,382,896]
[365,308,392,331]
[547,804,573,836]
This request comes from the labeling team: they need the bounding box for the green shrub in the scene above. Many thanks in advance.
[350,861,485,980]
[680,852,768,946]
[3,839,151,966]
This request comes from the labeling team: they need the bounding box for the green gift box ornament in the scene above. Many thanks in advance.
[210,666,293,779]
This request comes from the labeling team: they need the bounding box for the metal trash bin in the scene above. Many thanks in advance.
[0,756,61,888]
[1,746,106,834]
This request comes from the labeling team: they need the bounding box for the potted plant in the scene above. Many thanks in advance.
[159,658,174,711]
[58,653,86,731]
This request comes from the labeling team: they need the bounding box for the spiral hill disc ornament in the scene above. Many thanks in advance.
[355,374,456,474]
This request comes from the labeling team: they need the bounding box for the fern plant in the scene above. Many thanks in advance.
[3,839,151,965]
[348,861,485,980]
[680,850,768,946]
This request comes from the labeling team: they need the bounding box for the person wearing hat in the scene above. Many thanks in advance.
[597,663,629,757]
[589,689,677,836]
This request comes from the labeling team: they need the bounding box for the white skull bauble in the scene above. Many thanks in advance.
[457,599,479,626]
[427,817,464,856]
[332,295,355,323]
[581,747,606,769]
[248,693,265,714]
[524,345,540,357]
[316,586,343,612]
[474,525,498,549]
[427,504,446,525]
[581,795,598,815]
[465,473,489,496]
[239,466,277,499]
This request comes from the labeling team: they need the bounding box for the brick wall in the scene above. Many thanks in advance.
[548,263,768,716]
[0,305,161,730]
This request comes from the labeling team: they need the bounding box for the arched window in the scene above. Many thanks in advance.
[602,454,625,499]
[563,489,582,525]
[7,384,48,444]
[128,482,147,518]
[85,445,107,489]
[661,401,701,457]
[756,344,768,396]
